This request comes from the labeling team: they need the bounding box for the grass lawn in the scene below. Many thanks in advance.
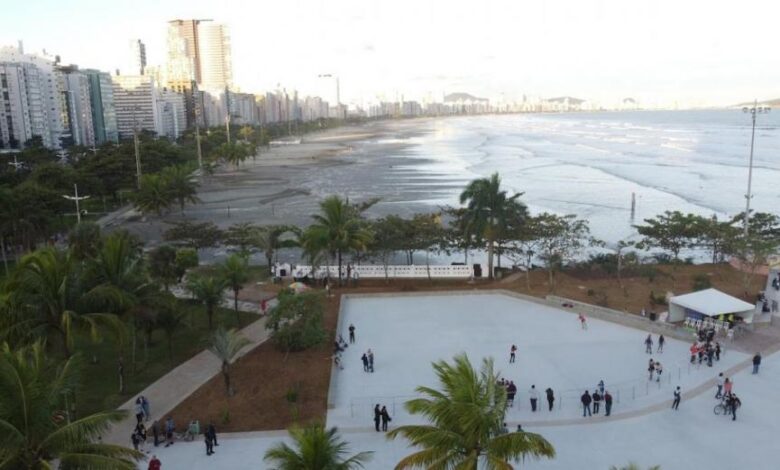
[72,299,257,417]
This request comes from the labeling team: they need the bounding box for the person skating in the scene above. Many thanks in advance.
[604,390,613,416]
[509,344,517,363]
[592,390,601,414]
[707,346,714,367]
[148,455,161,470]
[690,343,698,364]
[380,405,392,431]
[715,373,725,399]
[727,393,741,421]
[507,381,517,407]
[644,334,653,354]
[579,313,588,330]
[529,385,539,412]
[672,386,681,410]
[349,324,356,344]
[368,349,375,373]
[658,334,665,353]
[715,342,721,361]
[597,380,605,397]
[648,359,655,381]
[545,387,555,411]
[655,362,663,382]
[361,352,369,372]
[373,404,381,432]
[752,353,762,374]
[581,390,592,417]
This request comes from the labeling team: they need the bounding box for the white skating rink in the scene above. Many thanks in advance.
[141,293,780,470]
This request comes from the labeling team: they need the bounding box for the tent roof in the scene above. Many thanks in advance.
[669,288,755,317]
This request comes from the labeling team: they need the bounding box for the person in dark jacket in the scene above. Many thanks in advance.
[361,353,369,372]
[727,393,741,421]
[672,386,681,410]
[592,391,601,414]
[349,324,356,343]
[204,427,214,456]
[604,391,613,416]
[752,353,762,374]
[581,390,592,417]
[380,406,392,431]
[151,420,160,447]
[207,422,218,446]
[373,404,381,432]
[506,381,517,407]
[545,387,555,411]
[658,334,665,353]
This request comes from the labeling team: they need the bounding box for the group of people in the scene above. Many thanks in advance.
[581,383,613,417]
[689,339,722,367]
[498,377,556,413]
[644,334,665,354]
[373,404,392,431]
[360,349,375,373]
[647,359,664,382]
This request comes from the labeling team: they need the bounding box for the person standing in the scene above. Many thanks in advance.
[134,398,145,425]
[545,387,555,411]
[604,391,613,416]
[151,420,160,447]
[529,385,539,412]
[361,352,369,372]
[581,390,592,417]
[715,342,721,361]
[164,416,175,448]
[728,394,741,421]
[724,378,733,396]
[373,404,381,432]
[349,324,356,343]
[141,396,151,422]
[597,380,605,397]
[752,353,762,374]
[672,386,681,410]
[655,362,663,382]
[689,343,698,364]
[644,334,653,354]
[579,314,588,330]
[207,422,218,447]
[148,455,161,470]
[135,423,147,453]
[507,381,517,407]
[715,373,725,399]
[368,349,375,373]
[592,390,601,414]
[648,359,655,381]
[204,427,214,456]
[509,344,517,363]
[380,406,392,431]
[658,334,665,353]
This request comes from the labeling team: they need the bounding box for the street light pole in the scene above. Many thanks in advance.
[742,100,771,238]
[62,183,90,224]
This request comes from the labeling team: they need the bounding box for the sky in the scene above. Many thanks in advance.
[2,0,779,108]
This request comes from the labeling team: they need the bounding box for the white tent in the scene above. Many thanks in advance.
[668,288,756,323]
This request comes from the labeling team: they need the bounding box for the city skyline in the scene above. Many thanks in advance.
[3,0,779,108]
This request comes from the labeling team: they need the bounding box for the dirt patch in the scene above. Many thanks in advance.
[167,264,767,431]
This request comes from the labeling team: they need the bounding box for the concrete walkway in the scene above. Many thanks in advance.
[103,316,271,446]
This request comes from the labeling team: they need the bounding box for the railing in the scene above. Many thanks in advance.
[291,264,475,279]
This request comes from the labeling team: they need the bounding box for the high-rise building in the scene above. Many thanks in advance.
[56,65,96,148]
[111,74,158,139]
[197,22,232,92]
[155,89,186,139]
[128,39,147,75]
[83,69,119,144]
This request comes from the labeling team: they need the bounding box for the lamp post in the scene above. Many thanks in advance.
[741,101,771,238]
[7,153,23,171]
[62,183,90,224]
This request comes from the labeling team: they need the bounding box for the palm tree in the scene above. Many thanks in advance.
[154,298,189,361]
[0,342,142,469]
[160,164,200,214]
[218,254,250,326]
[187,274,228,330]
[459,173,527,279]
[264,423,372,470]
[5,248,124,357]
[133,174,173,216]
[388,354,555,469]
[306,196,372,285]
[208,327,251,396]
[257,225,299,269]
[216,142,251,169]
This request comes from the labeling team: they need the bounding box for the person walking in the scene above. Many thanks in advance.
[507,381,517,407]
[206,422,218,447]
[715,342,721,361]
[644,334,653,354]
[509,344,517,363]
[648,359,655,381]
[655,362,663,382]
[349,324,356,344]
[131,431,140,452]
[545,387,555,411]
[141,396,151,422]
[604,391,613,416]
[148,455,161,470]
[134,398,144,425]
[361,352,369,372]
[373,404,381,432]
[707,346,714,367]
[658,334,665,353]
[672,386,681,410]
[724,378,733,396]
[368,349,375,373]
[579,314,588,330]
[135,423,147,453]
[380,406,392,431]
[529,385,539,412]
[164,416,175,448]
[689,343,698,364]
[581,390,592,417]
[715,373,725,399]
[592,390,601,414]
[728,394,741,421]
[204,427,215,456]
[752,353,762,374]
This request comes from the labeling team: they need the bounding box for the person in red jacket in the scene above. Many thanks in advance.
[689,343,698,364]
[148,455,161,470]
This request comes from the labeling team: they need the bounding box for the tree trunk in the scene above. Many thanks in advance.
[223,363,232,396]
[234,290,241,327]
[207,306,214,330]
[0,235,8,276]
[548,266,555,293]
[337,250,343,286]
[487,239,495,280]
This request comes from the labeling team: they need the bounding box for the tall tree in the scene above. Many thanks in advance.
[208,327,251,396]
[264,424,372,470]
[0,342,142,469]
[305,196,372,285]
[187,274,228,330]
[634,211,705,262]
[388,354,555,469]
[160,164,200,213]
[133,174,172,216]
[147,245,178,290]
[218,254,250,326]
[724,212,780,290]
[459,173,527,279]
[534,213,596,293]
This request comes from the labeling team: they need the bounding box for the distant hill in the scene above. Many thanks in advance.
[734,98,780,107]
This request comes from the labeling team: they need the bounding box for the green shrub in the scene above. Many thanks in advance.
[266,290,326,353]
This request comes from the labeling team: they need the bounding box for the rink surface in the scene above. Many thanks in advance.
[139,293,778,470]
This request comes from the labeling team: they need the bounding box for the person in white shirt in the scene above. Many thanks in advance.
[715,372,725,398]
[529,385,539,412]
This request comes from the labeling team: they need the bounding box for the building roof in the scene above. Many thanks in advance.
[669,288,755,316]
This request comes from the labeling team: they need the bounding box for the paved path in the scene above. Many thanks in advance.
[104,316,271,446]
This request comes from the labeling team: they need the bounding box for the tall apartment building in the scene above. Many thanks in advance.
[56,65,95,147]
[128,39,147,75]
[111,74,158,139]
[83,69,119,144]
[197,22,232,92]
[155,89,186,139]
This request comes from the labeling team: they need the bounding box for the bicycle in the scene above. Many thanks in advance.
[713,397,740,416]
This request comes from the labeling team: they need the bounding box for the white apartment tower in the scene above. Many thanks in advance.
[197,22,232,92]
[128,39,147,75]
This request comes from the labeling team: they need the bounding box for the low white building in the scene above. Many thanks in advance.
[668,288,756,323]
